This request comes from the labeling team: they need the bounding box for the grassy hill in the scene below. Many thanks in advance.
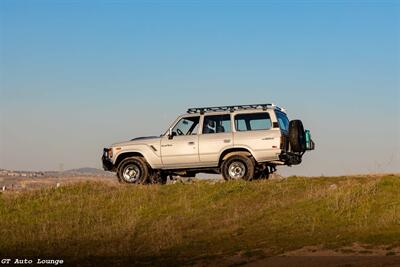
[0,175,399,265]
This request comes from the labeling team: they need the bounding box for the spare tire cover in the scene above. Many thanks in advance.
[289,120,306,153]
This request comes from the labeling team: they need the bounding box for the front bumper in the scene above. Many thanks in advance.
[102,148,114,171]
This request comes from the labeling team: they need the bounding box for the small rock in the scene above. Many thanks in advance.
[270,173,285,180]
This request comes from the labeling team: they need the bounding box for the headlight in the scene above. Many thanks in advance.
[104,148,112,158]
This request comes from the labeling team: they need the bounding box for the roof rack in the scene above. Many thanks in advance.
[187,103,285,114]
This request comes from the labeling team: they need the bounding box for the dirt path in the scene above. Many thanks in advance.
[244,256,400,267]
[192,244,400,267]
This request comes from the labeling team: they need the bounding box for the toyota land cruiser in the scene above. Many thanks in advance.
[102,104,315,183]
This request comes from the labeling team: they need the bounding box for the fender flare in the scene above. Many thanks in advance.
[114,148,156,169]
[218,147,256,166]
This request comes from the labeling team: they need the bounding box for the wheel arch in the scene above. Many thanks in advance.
[218,147,255,167]
[114,151,147,170]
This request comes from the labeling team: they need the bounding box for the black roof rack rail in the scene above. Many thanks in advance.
[187,104,284,114]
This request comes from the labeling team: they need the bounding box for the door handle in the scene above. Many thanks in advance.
[262,137,274,140]
[223,139,231,143]
[188,142,195,145]
[161,144,173,147]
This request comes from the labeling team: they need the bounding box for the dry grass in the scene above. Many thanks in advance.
[0,175,399,265]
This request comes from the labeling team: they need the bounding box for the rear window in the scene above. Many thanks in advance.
[275,111,289,132]
[235,113,272,131]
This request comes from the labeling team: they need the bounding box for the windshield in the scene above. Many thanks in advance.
[173,117,199,135]
[164,116,200,136]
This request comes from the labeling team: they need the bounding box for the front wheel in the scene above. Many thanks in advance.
[117,157,149,184]
[221,155,255,181]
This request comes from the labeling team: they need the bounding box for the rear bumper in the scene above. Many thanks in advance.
[279,152,302,166]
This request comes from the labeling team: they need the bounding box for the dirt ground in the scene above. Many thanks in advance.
[193,244,400,267]
[0,172,288,192]
[0,175,118,191]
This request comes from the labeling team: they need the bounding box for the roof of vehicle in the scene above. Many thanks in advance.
[187,103,286,115]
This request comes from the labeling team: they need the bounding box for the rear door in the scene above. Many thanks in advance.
[275,110,290,152]
[198,114,233,165]
[233,112,281,162]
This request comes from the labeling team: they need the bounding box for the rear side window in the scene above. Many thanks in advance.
[203,114,232,134]
[235,113,272,131]
[275,111,289,132]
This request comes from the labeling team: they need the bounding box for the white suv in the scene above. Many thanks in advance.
[102,104,314,184]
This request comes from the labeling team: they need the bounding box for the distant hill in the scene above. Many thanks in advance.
[64,167,111,175]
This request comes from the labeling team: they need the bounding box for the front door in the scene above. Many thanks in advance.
[161,116,200,167]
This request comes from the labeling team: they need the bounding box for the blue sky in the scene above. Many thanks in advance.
[1,0,399,175]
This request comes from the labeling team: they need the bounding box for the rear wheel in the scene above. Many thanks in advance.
[117,157,149,184]
[221,155,255,181]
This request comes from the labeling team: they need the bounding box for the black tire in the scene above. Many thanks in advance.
[149,172,168,184]
[221,155,255,181]
[117,157,149,184]
[254,169,270,180]
[289,120,306,153]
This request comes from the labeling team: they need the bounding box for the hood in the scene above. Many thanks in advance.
[111,136,160,147]
[130,136,159,141]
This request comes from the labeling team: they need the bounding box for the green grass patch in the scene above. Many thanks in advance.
[0,175,399,265]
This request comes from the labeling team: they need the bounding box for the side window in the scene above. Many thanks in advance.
[275,111,289,132]
[235,113,272,131]
[203,114,232,134]
[172,116,200,136]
